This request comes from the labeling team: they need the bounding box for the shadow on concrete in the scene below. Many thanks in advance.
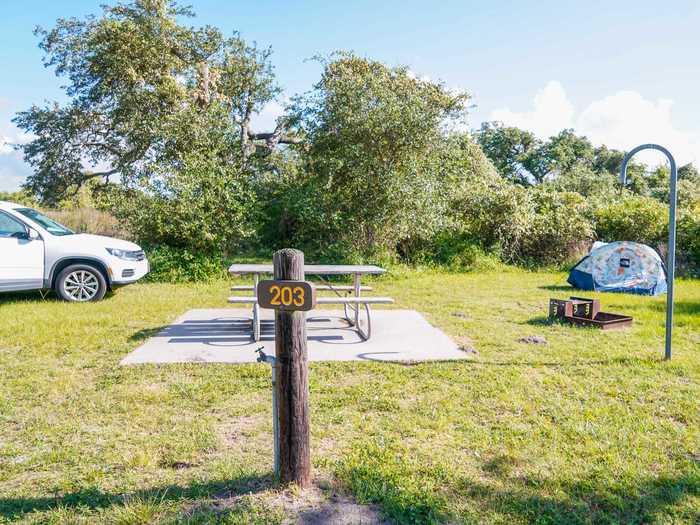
[131,317,346,346]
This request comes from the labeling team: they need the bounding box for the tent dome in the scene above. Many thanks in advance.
[567,241,667,296]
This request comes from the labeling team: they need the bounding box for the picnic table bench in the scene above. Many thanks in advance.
[228,264,394,341]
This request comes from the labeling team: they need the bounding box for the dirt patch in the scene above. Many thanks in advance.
[295,496,389,525]
[454,335,478,356]
[518,335,547,345]
[280,482,390,525]
[219,414,266,446]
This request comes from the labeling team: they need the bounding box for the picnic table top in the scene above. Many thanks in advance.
[228,263,387,276]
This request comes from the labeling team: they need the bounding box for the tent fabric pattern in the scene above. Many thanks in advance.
[568,241,667,296]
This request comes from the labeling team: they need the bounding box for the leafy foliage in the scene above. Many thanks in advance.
[14,0,277,250]
[475,123,646,185]
[593,194,668,247]
[449,180,592,265]
[677,204,700,274]
[451,175,535,261]
[102,153,257,252]
[521,187,593,264]
[473,122,537,184]
[0,190,38,207]
[144,244,227,282]
[276,53,470,257]
[12,0,700,277]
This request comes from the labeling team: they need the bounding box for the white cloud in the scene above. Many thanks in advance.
[0,125,33,191]
[490,81,574,139]
[0,136,13,155]
[488,82,700,166]
[0,130,32,156]
[0,153,31,192]
[578,92,699,166]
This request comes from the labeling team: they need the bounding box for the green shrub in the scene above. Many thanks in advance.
[404,232,503,271]
[452,177,535,262]
[104,154,257,254]
[144,245,226,283]
[593,194,667,246]
[678,206,700,275]
[0,190,37,207]
[550,165,618,199]
[520,187,593,265]
[451,180,592,265]
[280,54,470,257]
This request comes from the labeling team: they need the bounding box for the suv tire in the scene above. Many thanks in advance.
[55,264,108,302]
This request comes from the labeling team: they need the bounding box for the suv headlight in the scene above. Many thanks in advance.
[106,248,145,261]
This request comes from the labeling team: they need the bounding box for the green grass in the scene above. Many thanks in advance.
[0,269,698,524]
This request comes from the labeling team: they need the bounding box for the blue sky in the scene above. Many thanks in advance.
[2,0,699,190]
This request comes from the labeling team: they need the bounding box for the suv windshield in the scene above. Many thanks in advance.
[15,208,74,236]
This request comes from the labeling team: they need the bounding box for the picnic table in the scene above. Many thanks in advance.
[228,264,394,341]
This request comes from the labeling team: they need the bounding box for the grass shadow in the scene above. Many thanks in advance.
[471,356,654,368]
[538,285,574,292]
[0,290,53,303]
[621,300,700,316]
[0,289,119,304]
[525,315,553,326]
[129,326,167,342]
[458,472,700,524]
[0,472,273,521]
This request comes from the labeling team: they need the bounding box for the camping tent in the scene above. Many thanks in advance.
[568,241,667,295]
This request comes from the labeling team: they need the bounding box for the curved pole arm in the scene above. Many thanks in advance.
[619,144,678,361]
[619,143,677,185]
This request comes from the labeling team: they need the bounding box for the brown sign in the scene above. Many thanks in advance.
[258,280,316,311]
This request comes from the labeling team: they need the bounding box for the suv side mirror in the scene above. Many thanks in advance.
[11,230,30,240]
[11,229,40,241]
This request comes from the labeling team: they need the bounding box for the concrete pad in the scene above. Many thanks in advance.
[120,308,468,364]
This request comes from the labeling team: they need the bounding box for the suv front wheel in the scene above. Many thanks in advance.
[55,264,108,302]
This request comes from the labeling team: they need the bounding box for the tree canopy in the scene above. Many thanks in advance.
[474,122,647,185]
[282,53,470,253]
[14,0,284,204]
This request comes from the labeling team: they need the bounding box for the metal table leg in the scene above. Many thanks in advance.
[253,273,261,341]
[355,302,372,341]
[353,273,361,328]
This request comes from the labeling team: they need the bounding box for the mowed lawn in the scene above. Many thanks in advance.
[0,269,698,524]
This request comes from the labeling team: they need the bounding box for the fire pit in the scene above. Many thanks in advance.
[549,297,633,330]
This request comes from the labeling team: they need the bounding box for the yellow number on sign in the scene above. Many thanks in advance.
[270,285,281,305]
[281,286,292,305]
[293,286,305,306]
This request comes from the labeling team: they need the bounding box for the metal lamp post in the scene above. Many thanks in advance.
[619,144,678,360]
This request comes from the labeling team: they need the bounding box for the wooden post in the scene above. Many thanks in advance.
[273,249,311,487]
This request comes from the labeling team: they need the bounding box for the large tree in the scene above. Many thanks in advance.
[475,123,651,185]
[278,54,470,255]
[473,122,538,185]
[14,0,292,206]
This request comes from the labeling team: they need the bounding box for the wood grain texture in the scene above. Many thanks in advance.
[273,249,311,487]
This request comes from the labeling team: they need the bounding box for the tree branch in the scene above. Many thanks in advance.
[83,167,120,180]
[247,131,303,144]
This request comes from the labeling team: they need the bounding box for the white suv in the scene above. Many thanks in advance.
[0,201,149,301]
